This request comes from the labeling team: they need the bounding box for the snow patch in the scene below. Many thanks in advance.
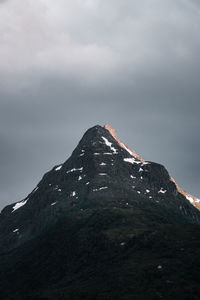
[158,188,167,194]
[99,173,107,176]
[13,229,19,233]
[71,191,76,197]
[122,144,133,156]
[51,202,57,206]
[146,189,150,193]
[78,176,82,181]
[67,167,83,173]
[55,165,62,171]
[186,195,194,203]
[93,187,108,192]
[86,182,90,185]
[100,162,106,166]
[80,150,85,156]
[102,136,118,154]
[130,175,136,179]
[141,162,149,166]
[124,158,141,165]
[139,168,143,172]
[12,199,28,212]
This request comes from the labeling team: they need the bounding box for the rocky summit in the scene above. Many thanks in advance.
[0,125,200,300]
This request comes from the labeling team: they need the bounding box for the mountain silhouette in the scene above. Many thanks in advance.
[0,125,200,300]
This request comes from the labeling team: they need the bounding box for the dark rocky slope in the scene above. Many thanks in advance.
[0,125,200,299]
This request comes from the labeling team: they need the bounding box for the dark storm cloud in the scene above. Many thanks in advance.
[0,0,199,209]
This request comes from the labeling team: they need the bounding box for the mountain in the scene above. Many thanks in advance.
[0,124,200,300]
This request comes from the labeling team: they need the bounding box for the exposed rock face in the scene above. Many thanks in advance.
[0,124,199,299]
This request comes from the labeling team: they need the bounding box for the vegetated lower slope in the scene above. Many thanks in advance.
[1,218,200,300]
[0,125,200,300]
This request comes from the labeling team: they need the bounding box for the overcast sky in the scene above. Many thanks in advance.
[0,0,199,209]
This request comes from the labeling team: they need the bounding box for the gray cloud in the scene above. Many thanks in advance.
[0,0,199,209]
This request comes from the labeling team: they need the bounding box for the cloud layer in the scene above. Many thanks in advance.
[0,0,199,209]
[1,0,200,87]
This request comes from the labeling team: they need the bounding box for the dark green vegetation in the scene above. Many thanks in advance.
[0,125,200,299]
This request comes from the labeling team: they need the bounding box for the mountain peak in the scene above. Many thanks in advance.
[0,124,200,299]
[104,124,144,161]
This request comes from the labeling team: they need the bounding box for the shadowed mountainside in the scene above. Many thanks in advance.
[0,125,200,300]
